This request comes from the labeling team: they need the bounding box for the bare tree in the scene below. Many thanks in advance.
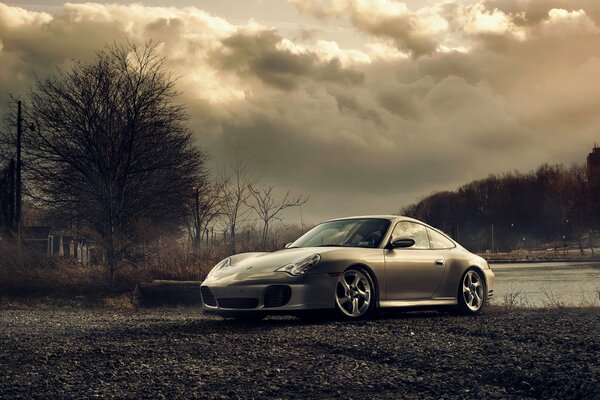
[246,185,309,251]
[557,164,590,255]
[17,42,207,282]
[189,179,225,257]
[220,152,259,254]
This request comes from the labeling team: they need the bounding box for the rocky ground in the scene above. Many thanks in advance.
[1,306,599,399]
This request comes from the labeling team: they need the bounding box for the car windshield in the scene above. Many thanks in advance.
[289,218,391,249]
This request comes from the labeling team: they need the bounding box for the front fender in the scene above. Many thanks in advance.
[307,249,386,302]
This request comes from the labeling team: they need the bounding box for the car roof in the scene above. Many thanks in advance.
[324,215,421,223]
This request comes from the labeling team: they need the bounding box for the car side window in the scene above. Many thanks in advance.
[427,228,455,249]
[391,222,430,249]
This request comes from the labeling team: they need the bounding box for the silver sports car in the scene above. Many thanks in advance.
[201,215,494,319]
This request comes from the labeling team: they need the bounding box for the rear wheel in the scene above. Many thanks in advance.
[335,268,375,319]
[457,268,486,314]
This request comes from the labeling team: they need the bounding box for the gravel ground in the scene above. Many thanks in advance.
[1,306,599,399]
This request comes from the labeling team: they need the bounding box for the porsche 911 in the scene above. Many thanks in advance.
[201,215,494,319]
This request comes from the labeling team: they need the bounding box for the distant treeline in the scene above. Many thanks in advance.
[402,164,598,253]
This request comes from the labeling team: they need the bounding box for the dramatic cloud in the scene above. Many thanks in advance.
[1,1,600,221]
[291,0,448,56]
[214,30,364,91]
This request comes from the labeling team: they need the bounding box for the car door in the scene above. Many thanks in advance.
[384,221,446,300]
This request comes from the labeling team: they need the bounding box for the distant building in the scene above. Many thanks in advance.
[48,230,95,265]
[588,144,600,227]
[0,160,15,232]
[1,226,97,265]
[589,144,600,187]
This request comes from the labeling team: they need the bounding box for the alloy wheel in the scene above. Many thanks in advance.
[335,269,372,318]
[462,270,484,311]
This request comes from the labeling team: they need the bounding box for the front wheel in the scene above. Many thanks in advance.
[335,268,375,319]
[457,268,486,314]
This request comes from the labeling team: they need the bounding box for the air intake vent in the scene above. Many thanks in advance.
[264,285,292,308]
[217,298,259,309]
[200,286,217,307]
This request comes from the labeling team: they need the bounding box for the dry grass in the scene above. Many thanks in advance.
[491,290,532,310]
[491,288,600,310]
[539,288,565,308]
[0,240,219,307]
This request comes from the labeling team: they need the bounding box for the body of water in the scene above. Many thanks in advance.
[490,262,600,307]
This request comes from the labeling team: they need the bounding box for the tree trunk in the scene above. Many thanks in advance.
[577,237,585,255]
[261,222,269,251]
[107,247,115,287]
[230,224,236,254]
[106,229,116,287]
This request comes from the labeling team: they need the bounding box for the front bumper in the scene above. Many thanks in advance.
[201,273,337,314]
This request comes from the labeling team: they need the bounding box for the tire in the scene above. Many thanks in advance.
[334,267,376,319]
[456,268,486,315]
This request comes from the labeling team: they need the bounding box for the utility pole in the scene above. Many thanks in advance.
[491,223,495,253]
[7,159,15,230]
[16,101,23,261]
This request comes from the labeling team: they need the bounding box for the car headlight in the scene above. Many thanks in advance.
[276,254,321,276]
[207,257,231,277]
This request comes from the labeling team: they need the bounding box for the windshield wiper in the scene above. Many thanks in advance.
[314,244,346,247]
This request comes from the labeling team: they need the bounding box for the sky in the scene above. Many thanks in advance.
[1,0,600,223]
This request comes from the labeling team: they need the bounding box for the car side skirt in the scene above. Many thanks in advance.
[379,297,457,308]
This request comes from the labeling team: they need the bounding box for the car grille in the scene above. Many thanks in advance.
[200,286,217,307]
[217,298,259,309]
[264,285,292,308]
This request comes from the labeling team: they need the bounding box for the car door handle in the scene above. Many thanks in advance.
[434,259,445,266]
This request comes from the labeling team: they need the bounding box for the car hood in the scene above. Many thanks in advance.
[204,247,339,282]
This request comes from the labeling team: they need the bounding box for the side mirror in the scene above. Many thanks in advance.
[389,237,416,249]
